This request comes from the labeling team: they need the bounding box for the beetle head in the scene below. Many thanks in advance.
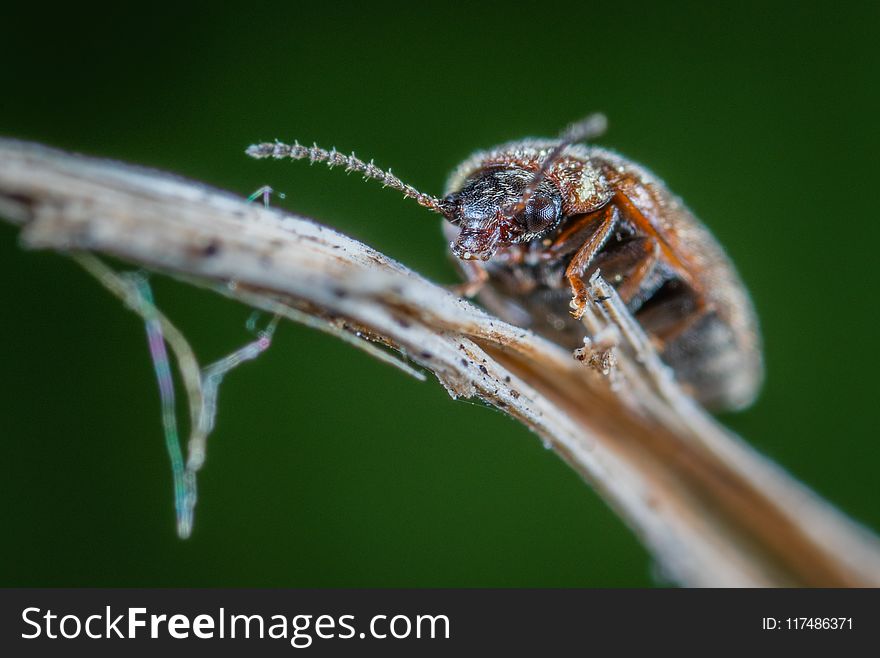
[441,167,563,261]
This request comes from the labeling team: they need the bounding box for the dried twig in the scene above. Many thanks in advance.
[2,138,879,587]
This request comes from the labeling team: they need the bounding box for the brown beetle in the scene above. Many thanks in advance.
[247,115,763,411]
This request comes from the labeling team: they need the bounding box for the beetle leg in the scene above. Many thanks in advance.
[592,236,662,307]
[606,192,711,343]
[558,204,619,318]
[452,259,489,298]
[541,208,614,260]
[612,191,701,294]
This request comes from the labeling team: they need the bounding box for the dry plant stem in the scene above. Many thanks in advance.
[2,139,879,587]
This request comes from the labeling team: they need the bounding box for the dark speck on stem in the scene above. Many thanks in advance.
[202,240,221,257]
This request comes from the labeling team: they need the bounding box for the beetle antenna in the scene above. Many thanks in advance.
[506,113,608,217]
[246,140,449,215]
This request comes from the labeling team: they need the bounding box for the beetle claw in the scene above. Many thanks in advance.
[569,292,589,319]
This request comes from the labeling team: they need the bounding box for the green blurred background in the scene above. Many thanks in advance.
[1,2,878,587]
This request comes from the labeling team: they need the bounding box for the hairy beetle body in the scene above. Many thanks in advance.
[443,140,762,411]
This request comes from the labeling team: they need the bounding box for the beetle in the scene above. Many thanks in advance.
[247,114,763,411]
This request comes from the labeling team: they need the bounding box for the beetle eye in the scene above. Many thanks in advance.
[441,193,461,224]
[522,195,561,233]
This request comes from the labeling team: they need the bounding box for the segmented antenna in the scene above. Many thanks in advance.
[506,113,608,217]
[246,140,447,214]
